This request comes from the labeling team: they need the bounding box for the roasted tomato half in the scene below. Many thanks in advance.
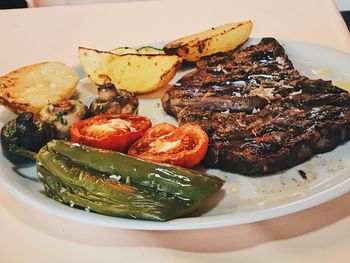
[128,123,209,168]
[70,114,151,152]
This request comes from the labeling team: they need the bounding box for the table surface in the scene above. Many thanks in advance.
[1,0,350,262]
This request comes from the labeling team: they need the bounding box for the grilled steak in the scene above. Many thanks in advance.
[162,38,350,175]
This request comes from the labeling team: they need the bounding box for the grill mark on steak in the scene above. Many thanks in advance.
[162,38,350,175]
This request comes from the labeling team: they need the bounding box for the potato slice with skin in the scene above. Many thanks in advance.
[78,47,182,94]
[164,20,253,61]
[0,62,78,114]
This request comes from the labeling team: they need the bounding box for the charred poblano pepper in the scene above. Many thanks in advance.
[37,150,192,221]
[37,140,224,221]
[1,112,53,163]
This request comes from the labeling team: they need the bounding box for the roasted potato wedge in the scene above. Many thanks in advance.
[0,62,78,114]
[78,47,182,93]
[164,20,253,61]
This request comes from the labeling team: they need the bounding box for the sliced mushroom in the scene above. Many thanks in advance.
[39,100,89,139]
[89,83,139,116]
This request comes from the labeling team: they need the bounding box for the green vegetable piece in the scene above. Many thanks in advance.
[37,146,196,221]
[110,46,165,55]
[47,140,224,207]
[1,112,53,163]
[110,47,138,55]
[137,46,165,55]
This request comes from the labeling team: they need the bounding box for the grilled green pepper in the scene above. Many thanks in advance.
[37,148,193,220]
[37,140,224,221]
[47,140,223,204]
[1,112,53,163]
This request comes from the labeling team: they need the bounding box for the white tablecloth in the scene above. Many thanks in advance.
[1,0,350,262]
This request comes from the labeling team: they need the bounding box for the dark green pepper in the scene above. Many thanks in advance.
[1,112,53,163]
[37,148,193,221]
[47,140,223,205]
[37,140,224,221]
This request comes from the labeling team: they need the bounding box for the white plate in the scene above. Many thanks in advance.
[0,39,350,230]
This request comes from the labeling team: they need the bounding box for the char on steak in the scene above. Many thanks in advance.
[162,38,350,175]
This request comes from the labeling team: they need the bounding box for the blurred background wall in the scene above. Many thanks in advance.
[1,0,349,32]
